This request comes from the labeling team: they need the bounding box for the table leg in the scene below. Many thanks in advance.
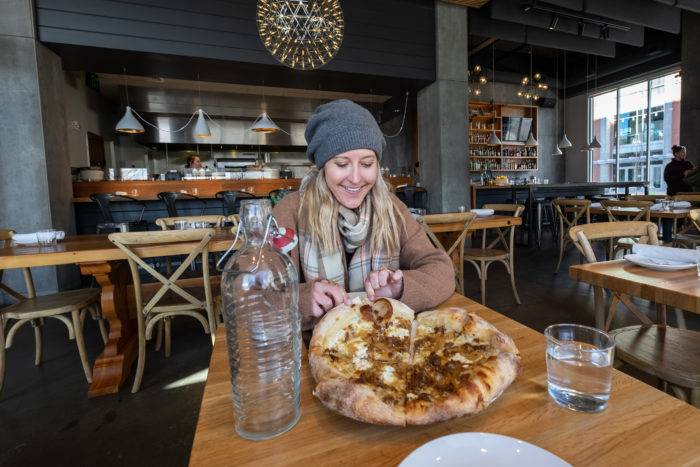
[661,218,674,243]
[593,286,605,329]
[79,261,137,397]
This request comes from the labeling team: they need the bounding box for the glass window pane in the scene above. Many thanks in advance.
[649,73,681,194]
[590,90,617,182]
[618,82,648,185]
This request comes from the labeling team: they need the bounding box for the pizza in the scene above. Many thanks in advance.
[308,297,521,426]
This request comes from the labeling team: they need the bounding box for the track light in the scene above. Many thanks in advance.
[548,15,559,31]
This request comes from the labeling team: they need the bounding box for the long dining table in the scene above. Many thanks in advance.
[0,216,510,397]
[188,293,700,466]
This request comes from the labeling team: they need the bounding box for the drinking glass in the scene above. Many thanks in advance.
[174,220,189,230]
[545,324,615,413]
[662,199,672,211]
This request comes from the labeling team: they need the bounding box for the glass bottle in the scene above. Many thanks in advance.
[220,199,301,440]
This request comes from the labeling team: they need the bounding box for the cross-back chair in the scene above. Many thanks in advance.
[417,212,477,295]
[108,229,216,392]
[1,229,106,395]
[600,199,653,258]
[463,204,524,305]
[552,198,591,273]
[569,221,663,331]
[674,208,700,250]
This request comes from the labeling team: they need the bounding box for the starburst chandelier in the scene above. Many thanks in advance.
[257,0,344,70]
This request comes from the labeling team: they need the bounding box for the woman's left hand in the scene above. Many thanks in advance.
[365,269,404,301]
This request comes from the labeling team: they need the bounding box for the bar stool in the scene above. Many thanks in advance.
[268,188,296,207]
[215,191,255,216]
[395,186,428,211]
[157,192,204,217]
[89,193,148,234]
[535,197,557,247]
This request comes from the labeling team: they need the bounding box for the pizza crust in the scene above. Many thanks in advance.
[309,299,520,427]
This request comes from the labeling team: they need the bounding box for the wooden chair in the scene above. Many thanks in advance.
[600,199,653,258]
[108,229,216,393]
[674,208,700,249]
[610,325,699,408]
[569,221,662,331]
[417,212,477,295]
[463,204,524,305]
[552,198,591,273]
[1,229,106,395]
[673,193,700,204]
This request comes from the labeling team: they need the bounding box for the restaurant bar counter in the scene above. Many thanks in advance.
[72,178,414,234]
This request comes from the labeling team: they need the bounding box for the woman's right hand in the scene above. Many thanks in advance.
[310,280,349,318]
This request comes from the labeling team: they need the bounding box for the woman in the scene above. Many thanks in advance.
[185,154,203,169]
[273,99,455,330]
[664,145,693,196]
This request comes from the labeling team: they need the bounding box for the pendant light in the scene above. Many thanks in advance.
[193,109,211,138]
[559,51,572,149]
[116,106,144,134]
[116,71,144,134]
[251,81,283,134]
[487,43,502,146]
[525,47,538,147]
[552,51,563,156]
[580,55,592,152]
[587,56,602,149]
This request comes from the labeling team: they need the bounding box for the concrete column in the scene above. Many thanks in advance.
[418,1,469,213]
[681,11,700,166]
[0,0,78,302]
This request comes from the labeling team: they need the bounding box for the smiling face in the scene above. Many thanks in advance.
[324,149,378,209]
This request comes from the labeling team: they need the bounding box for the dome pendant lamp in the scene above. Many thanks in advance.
[116,106,144,134]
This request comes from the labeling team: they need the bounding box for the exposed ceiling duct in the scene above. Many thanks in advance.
[653,0,700,14]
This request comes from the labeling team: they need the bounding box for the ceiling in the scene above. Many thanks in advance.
[466,0,689,95]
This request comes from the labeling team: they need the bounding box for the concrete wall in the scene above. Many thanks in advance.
[0,0,80,303]
[563,94,590,182]
[380,97,416,176]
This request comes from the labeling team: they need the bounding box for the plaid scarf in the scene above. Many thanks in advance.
[300,201,399,292]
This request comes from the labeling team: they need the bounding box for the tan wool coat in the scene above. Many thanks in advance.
[272,191,456,330]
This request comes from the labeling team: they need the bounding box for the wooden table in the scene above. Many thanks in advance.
[570,259,700,328]
[188,294,700,467]
[0,230,240,396]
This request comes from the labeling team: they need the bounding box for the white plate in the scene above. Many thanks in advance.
[624,253,696,271]
[471,208,495,217]
[400,433,570,467]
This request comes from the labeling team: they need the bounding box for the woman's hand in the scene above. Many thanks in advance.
[310,280,349,318]
[365,269,404,301]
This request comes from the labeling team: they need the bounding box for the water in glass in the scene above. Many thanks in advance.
[545,324,614,413]
[695,246,700,277]
[220,199,302,440]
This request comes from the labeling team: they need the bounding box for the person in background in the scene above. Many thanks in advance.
[272,99,455,330]
[185,154,203,169]
[664,145,693,196]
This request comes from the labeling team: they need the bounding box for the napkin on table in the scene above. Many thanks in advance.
[631,243,698,265]
[471,208,495,217]
[12,231,66,244]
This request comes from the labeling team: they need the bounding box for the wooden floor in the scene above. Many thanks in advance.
[0,236,697,466]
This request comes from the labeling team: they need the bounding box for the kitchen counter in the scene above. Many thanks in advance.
[72,177,415,202]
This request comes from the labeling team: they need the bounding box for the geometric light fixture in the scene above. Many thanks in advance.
[468,63,487,97]
[116,106,144,134]
[256,0,344,70]
[487,44,502,146]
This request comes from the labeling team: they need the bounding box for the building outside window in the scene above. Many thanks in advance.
[589,72,681,194]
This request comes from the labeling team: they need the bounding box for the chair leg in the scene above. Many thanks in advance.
[555,232,565,273]
[31,319,42,366]
[154,320,164,352]
[690,388,700,408]
[132,317,147,393]
[71,310,92,384]
[675,308,687,329]
[0,324,5,394]
[479,262,487,305]
[164,317,172,358]
[507,261,521,305]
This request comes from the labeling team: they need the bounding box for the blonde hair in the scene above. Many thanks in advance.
[299,166,405,255]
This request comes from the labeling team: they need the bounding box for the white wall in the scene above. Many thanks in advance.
[563,93,589,182]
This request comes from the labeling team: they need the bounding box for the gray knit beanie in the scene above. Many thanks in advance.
[305,99,386,168]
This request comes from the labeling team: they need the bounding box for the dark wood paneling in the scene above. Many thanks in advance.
[36,0,435,81]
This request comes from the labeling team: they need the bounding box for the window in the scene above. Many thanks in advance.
[589,72,681,194]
